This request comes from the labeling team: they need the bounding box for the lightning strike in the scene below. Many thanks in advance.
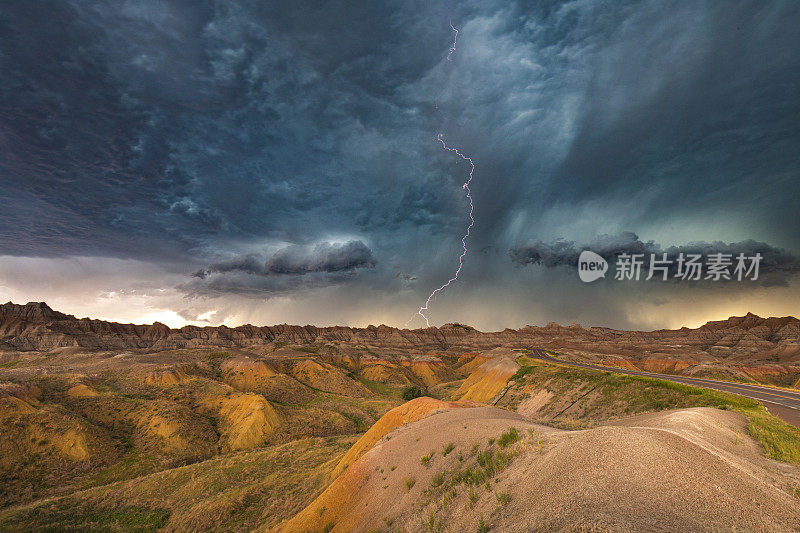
[446,20,458,61]
[407,21,475,328]
[407,20,481,327]
[415,133,475,326]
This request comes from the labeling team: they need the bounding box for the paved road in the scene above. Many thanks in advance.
[528,349,800,428]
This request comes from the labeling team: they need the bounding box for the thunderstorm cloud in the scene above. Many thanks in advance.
[1,1,799,329]
[510,233,800,284]
[193,240,376,278]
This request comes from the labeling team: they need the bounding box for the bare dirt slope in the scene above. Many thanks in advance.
[454,353,519,403]
[278,405,800,532]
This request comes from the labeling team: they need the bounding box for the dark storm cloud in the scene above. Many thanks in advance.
[192,253,266,279]
[510,233,800,283]
[510,232,658,268]
[265,240,376,275]
[1,0,799,322]
[193,240,376,279]
[538,2,800,246]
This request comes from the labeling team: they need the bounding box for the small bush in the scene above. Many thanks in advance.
[477,513,487,533]
[443,443,455,456]
[404,477,416,491]
[495,491,511,505]
[469,486,478,506]
[402,385,424,401]
[498,427,519,448]
[420,451,435,466]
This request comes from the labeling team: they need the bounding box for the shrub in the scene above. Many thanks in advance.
[495,491,511,505]
[402,385,424,401]
[498,427,519,448]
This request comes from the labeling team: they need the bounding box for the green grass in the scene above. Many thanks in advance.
[497,427,519,448]
[81,448,162,489]
[4,504,169,532]
[0,436,357,532]
[477,513,487,533]
[495,491,511,505]
[513,357,800,467]
[746,408,800,466]
[420,451,435,466]
[355,375,398,397]
[294,346,318,354]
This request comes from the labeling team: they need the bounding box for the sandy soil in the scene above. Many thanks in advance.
[278,405,800,532]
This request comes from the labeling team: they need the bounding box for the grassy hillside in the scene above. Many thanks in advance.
[502,356,800,466]
[2,347,799,531]
[0,434,357,531]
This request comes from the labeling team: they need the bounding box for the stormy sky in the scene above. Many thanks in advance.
[1,0,799,331]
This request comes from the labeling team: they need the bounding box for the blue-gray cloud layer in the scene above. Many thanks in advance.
[1,1,799,325]
[193,240,376,278]
[510,232,800,285]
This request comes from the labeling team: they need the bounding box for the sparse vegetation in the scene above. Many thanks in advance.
[477,513,488,532]
[2,505,170,532]
[295,346,318,354]
[421,450,435,466]
[497,427,519,448]
[423,509,444,533]
[510,357,800,467]
[404,477,416,491]
[495,491,511,505]
[0,435,358,531]
[443,442,455,456]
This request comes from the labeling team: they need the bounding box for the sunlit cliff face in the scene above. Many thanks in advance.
[1,1,799,329]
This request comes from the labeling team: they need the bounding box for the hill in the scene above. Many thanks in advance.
[1,302,800,530]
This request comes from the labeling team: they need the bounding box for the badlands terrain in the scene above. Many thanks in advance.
[0,301,799,531]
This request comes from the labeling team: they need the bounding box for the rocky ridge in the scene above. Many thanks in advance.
[2,302,800,368]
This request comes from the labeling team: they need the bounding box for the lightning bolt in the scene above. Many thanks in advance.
[412,21,476,327]
[415,134,475,326]
[446,20,458,61]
